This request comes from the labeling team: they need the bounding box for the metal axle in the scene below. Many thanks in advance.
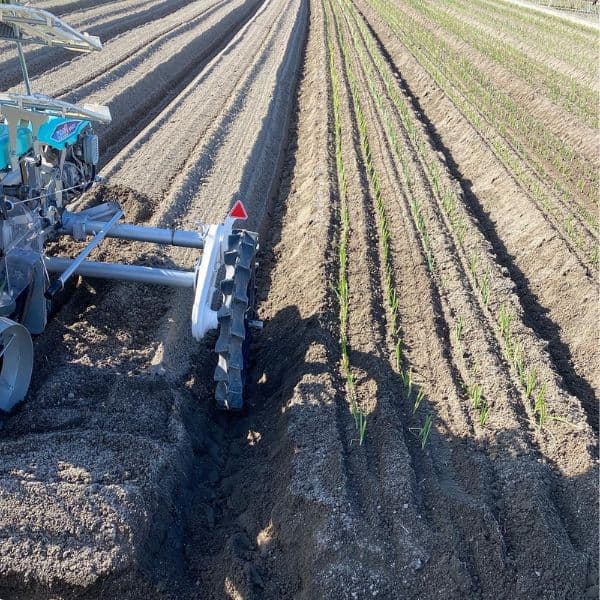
[74,221,206,248]
[46,210,123,298]
[44,257,196,288]
[60,209,206,249]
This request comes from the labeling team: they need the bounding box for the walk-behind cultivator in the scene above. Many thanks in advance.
[0,3,259,412]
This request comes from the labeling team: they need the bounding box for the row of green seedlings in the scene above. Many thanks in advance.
[346,0,554,428]
[453,317,490,426]
[403,368,433,448]
[367,0,597,264]
[341,0,475,266]
[326,12,367,444]
[455,1,594,250]
[336,0,437,275]
[467,252,549,427]
[408,0,596,126]
[383,0,599,237]
[342,0,465,238]
[445,0,598,72]
[331,0,433,448]
[378,0,598,219]
[403,0,598,197]
[341,0,493,427]
[498,305,547,428]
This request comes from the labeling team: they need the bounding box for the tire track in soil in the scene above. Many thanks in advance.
[328,0,597,597]
[356,0,599,425]
[0,0,308,595]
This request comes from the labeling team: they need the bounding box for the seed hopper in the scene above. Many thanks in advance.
[0,2,259,412]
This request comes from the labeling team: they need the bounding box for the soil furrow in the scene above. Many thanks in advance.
[357,0,599,417]
[333,1,598,596]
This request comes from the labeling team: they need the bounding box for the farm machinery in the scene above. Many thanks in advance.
[0,3,259,412]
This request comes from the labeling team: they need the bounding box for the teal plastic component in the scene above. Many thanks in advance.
[0,116,90,170]
[0,124,34,171]
[38,117,89,151]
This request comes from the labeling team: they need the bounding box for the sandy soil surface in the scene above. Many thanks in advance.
[0,0,308,596]
[0,0,597,598]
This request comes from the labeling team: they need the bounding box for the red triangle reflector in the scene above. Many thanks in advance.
[228,200,248,220]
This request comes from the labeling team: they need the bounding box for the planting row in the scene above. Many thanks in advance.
[364,0,598,267]
[323,0,597,595]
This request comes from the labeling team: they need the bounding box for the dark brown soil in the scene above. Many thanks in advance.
[0,0,597,598]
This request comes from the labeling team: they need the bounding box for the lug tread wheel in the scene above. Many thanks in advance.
[214,230,258,410]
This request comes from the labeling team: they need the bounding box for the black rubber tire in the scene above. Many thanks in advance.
[213,229,258,410]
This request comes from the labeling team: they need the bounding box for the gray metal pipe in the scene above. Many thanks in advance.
[16,41,31,95]
[46,210,123,299]
[79,221,205,249]
[45,257,196,288]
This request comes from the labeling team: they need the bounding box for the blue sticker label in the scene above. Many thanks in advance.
[50,120,81,143]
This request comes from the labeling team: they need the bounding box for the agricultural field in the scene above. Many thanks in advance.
[529,0,599,15]
[0,0,597,598]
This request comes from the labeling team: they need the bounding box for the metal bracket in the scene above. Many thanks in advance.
[191,218,233,340]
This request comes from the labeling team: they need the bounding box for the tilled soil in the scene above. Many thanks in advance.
[0,0,597,598]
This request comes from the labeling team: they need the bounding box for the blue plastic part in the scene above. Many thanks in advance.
[0,116,90,170]
[0,124,33,171]
[38,117,89,150]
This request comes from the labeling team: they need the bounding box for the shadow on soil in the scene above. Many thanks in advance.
[0,293,597,600]
[357,9,598,433]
